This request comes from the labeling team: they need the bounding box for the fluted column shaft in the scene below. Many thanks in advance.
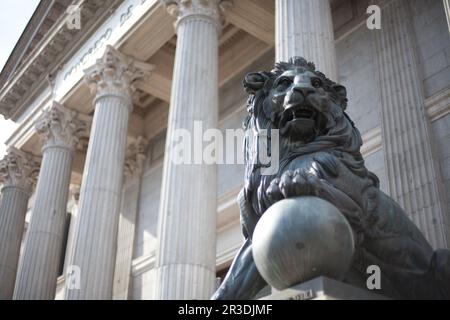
[14,148,72,299]
[61,185,80,292]
[14,104,87,300]
[66,46,152,299]
[374,0,449,248]
[275,0,337,79]
[113,137,147,299]
[0,188,29,299]
[68,95,127,300]
[154,0,224,300]
[0,148,38,299]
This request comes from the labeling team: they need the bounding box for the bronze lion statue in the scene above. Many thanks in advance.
[212,57,450,300]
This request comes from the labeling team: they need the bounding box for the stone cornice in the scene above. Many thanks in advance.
[84,45,154,108]
[0,0,123,121]
[361,126,382,157]
[0,0,63,90]
[4,0,163,152]
[35,102,91,152]
[131,241,242,276]
[425,88,450,122]
[131,251,156,276]
[0,147,40,192]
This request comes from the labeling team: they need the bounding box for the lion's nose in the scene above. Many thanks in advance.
[292,85,315,97]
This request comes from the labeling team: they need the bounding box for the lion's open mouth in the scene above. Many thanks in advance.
[277,102,328,141]
[279,104,317,129]
[291,107,316,120]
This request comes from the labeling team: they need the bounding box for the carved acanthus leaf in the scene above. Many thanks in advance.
[35,102,91,151]
[69,184,81,202]
[124,136,148,180]
[0,147,40,192]
[84,45,154,106]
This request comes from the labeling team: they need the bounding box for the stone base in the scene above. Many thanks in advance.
[260,277,387,300]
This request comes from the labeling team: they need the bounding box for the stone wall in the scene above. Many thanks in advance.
[432,114,450,225]
[336,24,381,134]
[133,162,162,259]
[411,0,450,98]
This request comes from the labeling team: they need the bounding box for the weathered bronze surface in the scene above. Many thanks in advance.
[252,196,355,290]
[212,57,450,300]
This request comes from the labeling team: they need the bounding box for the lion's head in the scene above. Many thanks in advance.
[242,57,370,213]
[244,56,354,140]
[243,56,364,162]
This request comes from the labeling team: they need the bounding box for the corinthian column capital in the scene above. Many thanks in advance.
[161,0,232,31]
[124,136,148,180]
[35,102,91,152]
[84,45,154,109]
[0,147,40,192]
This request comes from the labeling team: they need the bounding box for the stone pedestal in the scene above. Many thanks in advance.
[14,103,89,300]
[154,0,227,300]
[0,147,39,299]
[66,46,152,300]
[275,0,337,80]
[261,277,387,300]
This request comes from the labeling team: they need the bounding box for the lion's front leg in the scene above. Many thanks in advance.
[266,169,321,200]
[265,169,363,230]
[211,238,267,300]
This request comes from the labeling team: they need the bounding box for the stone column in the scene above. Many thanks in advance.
[113,136,147,299]
[374,0,449,248]
[155,0,227,300]
[0,147,39,299]
[275,0,338,80]
[66,46,152,299]
[62,185,80,275]
[14,103,89,300]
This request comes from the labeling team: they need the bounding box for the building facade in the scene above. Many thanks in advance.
[0,0,449,300]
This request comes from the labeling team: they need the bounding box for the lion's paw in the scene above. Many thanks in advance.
[266,169,320,202]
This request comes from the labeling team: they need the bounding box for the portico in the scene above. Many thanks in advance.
[0,0,448,300]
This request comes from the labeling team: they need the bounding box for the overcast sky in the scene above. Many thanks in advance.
[0,0,40,158]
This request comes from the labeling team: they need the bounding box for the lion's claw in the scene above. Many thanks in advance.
[266,169,320,203]
[266,178,283,202]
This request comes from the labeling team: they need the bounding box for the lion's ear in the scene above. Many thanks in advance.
[243,72,269,94]
[332,84,348,109]
[332,84,347,99]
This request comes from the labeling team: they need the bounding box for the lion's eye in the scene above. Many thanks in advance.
[277,78,291,89]
[312,78,322,88]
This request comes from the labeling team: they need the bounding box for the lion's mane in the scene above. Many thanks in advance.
[242,68,379,218]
